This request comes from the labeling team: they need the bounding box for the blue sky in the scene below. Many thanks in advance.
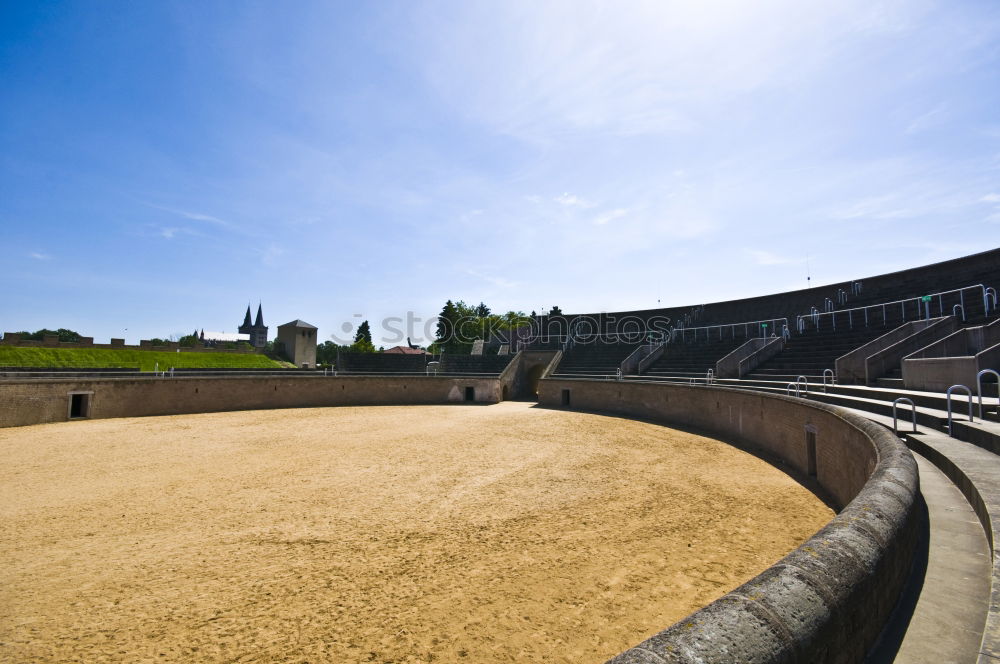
[2,1,998,346]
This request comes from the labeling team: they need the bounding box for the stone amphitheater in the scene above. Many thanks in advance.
[2,247,999,663]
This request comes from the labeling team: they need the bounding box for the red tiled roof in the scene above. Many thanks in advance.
[381,346,429,354]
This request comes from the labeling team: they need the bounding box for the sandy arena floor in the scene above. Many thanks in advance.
[0,402,833,663]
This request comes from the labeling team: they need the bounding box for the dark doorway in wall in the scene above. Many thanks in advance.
[502,385,509,401]
[464,386,475,402]
[69,393,90,419]
[561,389,571,406]
[524,364,545,400]
[806,428,817,477]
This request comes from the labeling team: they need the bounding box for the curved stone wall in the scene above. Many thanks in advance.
[0,375,503,428]
[0,375,920,662]
[538,378,919,664]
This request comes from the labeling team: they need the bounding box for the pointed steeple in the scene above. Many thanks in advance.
[242,305,252,328]
[254,303,264,327]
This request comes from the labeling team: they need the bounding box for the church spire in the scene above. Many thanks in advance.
[254,303,264,327]
[242,305,252,328]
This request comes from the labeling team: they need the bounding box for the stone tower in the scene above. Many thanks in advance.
[238,303,268,349]
[277,320,317,368]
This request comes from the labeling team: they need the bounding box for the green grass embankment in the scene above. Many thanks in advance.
[0,347,291,371]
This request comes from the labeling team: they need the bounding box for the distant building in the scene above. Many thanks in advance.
[381,337,428,354]
[238,304,268,349]
[382,346,429,355]
[277,320,317,368]
[200,330,251,344]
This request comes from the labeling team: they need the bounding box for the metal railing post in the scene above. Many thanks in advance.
[786,382,799,397]
[892,398,917,434]
[796,375,809,395]
[822,369,834,393]
[977,369,999,420]
[946,384,974,436]
[953,304,965,321]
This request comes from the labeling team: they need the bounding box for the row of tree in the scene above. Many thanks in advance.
[13,328,82,342]
[432,301,559,353]
[315,320,377,365]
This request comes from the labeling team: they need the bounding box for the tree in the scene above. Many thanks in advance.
[435,300,461,350]
[316,340,339,366]
[548,306,563,316]
[178,335,199,347]
[501,311,531,329]
[354,320,373,345]
[350,320,376,353]
[18,328,82,342]
[475,302,491,318]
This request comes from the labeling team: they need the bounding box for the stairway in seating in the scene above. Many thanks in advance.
[439,355,513,374]
[642,337,750,380]
[747,326,891,380]
[552,343,639,378]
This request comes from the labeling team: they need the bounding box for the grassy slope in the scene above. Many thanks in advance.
[0,347,289,371]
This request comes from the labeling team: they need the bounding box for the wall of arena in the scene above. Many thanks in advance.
[0,376,503,428]
[539,378,920,663]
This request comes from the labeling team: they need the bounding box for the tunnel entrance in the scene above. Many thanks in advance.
[523,364,546,400]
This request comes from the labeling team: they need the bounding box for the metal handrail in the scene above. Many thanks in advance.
[797,284,990,331]
[824,298,835,312]
[822,369,835,393]
[706,369,715,385]
[988,287,998,312]
[796,375,809,395]
[669,317,789,344]
[892,398,917,434]
[946,384,974,436]
[786,382,800,397]
[953,304,965,321]
[978,369,999,420]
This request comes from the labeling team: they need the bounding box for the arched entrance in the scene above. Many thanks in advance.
[523,364,546,400]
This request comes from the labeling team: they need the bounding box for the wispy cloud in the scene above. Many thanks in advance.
[981,193,1000,203]
[746,249,804,266]
[257,244,285,267]
[466,269,519,289]
[152,225,204,240]
[28,251,51,260]
[906,103,948,134]
[554,192,595,208]
[828,194,925,220]
[146,203,235,229]
[593,208,628,226]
